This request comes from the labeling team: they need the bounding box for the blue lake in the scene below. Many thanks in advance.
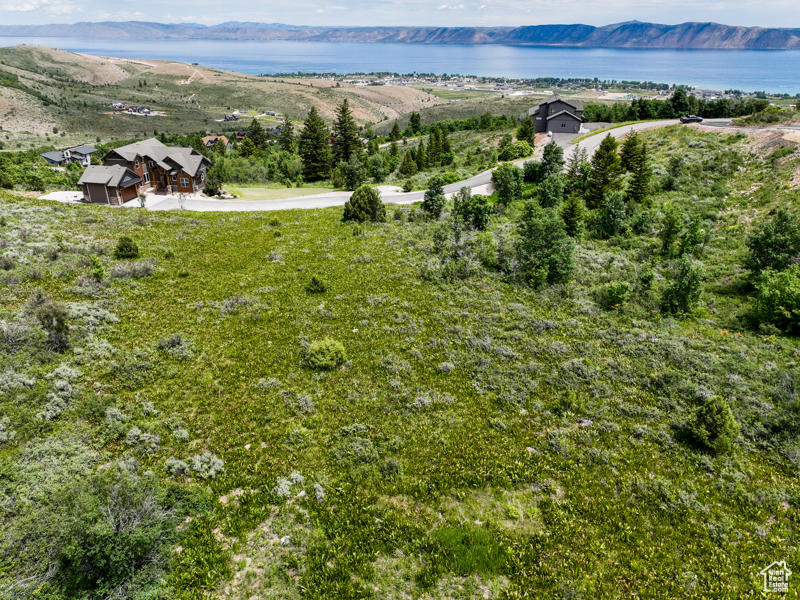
[1,36,799,93]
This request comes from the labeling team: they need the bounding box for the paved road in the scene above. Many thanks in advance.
[142,119,730,213]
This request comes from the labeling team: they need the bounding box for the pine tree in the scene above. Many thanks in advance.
[624,138,652,207]
[333,99,361,163]
[246,118,267,150]
[398,150,418,176]
[441,129,451,153]
[278,115,295,153]
[389,122,402,141]
[389,141,399,158]
[620,132,640,171]
[415,140,427,171]
[408,112,422,135]
[298,106,332,181]
[560,194,585,238]
[428,130,442,166]
[517,117,536,147]
[586,135,622,209]
[565,145,590,197]
[541,141,564,177]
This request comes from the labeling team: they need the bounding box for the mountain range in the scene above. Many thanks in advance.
[1,20,800,49]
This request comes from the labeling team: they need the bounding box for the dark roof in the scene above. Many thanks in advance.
[68,144,97,155]
[41,151,65,163]
[105,138,209,177]
[528,95,584,117]
[78,165,141,188]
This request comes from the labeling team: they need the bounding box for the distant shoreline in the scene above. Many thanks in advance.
[2,20,800,50]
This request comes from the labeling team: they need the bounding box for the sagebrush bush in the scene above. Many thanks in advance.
[110,260,154,279]
[190,451,224,479]
[305,338,346,370]
[36,300,70,351]
[689,396,739,455]
[113,236,139,260]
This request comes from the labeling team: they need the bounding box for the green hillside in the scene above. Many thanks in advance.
[0,125,799,598]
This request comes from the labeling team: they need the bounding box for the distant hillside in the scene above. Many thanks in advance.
[2,20,800,49]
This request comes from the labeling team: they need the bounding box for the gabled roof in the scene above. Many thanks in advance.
[78,165,141,188]
[529,96,584,116]
[546,109,583,122]
[68,144,97,155]
[105,138,209,177]
[41,151,66,163]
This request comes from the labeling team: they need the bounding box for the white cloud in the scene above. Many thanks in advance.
[0,0,78,12]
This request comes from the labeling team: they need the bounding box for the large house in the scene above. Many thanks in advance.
[201,135,232,152]
[78,165,142,205]
[528,97,584,134]
[102,138,210,194]
[40,144,97,167]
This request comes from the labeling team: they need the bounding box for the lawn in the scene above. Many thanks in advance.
[1,126,799,599]
[226,185,336,201]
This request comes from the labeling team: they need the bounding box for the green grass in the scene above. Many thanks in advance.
[1,126,800,598]
[226,185,336,200]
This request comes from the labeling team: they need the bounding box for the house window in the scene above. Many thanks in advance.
[144,172,151,184]
[561,122,566,128]
[180,177,190,188]
[134,160,140,170]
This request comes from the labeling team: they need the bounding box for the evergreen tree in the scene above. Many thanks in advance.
[408,112,422,135]
[541,141,564,177]
[428,129,442,166]
[620,132,641,171]
[246,118,267,150]
[597,191,627,239]
[624,138,652,207]
[333,99,361,163]
[422,176,446,219]
[398,150,418,176]
[415,140,427,171]
[517,117,536,147]
[278,116,295,152]
[298,106,332,181]
[537,173,565,208]
[491,163,524,205]
[389,141,399,158]
[389,122,402,141]
[586,135,622,209]
[440,129,451,153]
[565,145,590,197]
[342,185,386,222]
[560,194,585,238]
[669,87,691,116]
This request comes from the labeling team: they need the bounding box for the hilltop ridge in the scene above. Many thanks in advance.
[1,20,800,49]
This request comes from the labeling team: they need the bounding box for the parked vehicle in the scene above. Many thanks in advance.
[680,115,704,123]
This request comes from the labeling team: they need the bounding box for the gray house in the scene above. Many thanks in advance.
[40,144,98,167]
[78,165,142,205]
[528,97,584,134]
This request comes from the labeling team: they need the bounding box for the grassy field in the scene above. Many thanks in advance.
[226,185,336,201]
[1,126,799,598]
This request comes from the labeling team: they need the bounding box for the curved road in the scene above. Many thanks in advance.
[142,119,731,212]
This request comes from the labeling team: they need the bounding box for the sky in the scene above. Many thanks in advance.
[0,0,799,28]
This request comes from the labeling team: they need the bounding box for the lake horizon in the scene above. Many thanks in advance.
[1,36,799,94]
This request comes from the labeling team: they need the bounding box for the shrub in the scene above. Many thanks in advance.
[661,257,703,316]
[36,300,69,351]
[492,162,524,205]
[190,451,224,479]
[157,334,192,359]
[498,140,533,161]
[597,281,631,309]
[342,185,386,223]
[749,265,800,334]
[10,468,175,598]
[89,255,105,282]
[305,338,346,370]
[113,236,139,259]
[517,201,574,286]
[689,396,739,455]
[305,276,327,293]
[422,176,446,219]
[453,187,491,231]
[746,208,800,276]
[522,160,543,183]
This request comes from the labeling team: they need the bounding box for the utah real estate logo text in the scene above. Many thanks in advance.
[760,561,791,593]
